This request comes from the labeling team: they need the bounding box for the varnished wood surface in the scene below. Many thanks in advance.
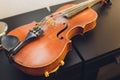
[0,3,82,80]
[7,1,98,76]
[0,0,120,80]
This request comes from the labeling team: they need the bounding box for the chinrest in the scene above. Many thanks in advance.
[1,35,19,51]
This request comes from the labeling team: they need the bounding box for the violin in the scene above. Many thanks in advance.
[4,0,111,77]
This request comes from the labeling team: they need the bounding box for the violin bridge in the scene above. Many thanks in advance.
[45,16,56,28]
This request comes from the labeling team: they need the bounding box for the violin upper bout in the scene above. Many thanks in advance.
[83,20,97,34]
[56,4,75,12]
[68,8,98,34]
[80,9,97,34]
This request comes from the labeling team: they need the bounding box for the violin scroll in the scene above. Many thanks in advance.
[102,0,112,5]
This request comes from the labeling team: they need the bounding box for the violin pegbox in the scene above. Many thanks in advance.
[102,0,112,5]
[30,26,44,37]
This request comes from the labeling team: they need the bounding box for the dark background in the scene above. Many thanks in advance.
[0,0,120,80]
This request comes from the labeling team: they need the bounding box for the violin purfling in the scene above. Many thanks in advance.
[6,0,111,77]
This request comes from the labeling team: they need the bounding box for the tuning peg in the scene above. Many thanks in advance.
[45,71,49,77]
[60,60,65,66]
[105,0,112,6]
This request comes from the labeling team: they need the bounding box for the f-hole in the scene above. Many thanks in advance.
[57,23,68,40]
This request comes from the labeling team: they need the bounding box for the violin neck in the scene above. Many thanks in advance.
[62,0,102,18]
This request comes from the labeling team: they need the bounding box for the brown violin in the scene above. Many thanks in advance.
[4,0,111,77]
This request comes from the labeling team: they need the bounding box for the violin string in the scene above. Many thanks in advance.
[35,0,102,30]
[35,0,93,27]
[62,0,102,18]
[62,0,93,14]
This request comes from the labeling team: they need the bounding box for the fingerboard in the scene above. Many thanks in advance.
[61,0,102,18]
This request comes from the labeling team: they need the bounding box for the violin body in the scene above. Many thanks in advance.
[8,4,97,76]
[7,0,111,77]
